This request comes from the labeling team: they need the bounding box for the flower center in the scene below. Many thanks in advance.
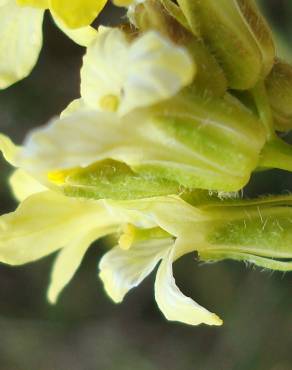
[99,94,120,112]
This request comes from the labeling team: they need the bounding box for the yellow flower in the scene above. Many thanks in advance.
[1,133,292,326]
[17,0,107,29]
[77,27,195,115]
[0,134,127,304]
[0,133,222,325]
[0,0,105,89]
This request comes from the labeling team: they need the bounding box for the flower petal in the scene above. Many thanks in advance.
[53,16,97,47]
[49,0,107,29]
[155,245,223,326]
[120,30,195,115]
[18,110,127,173]
[80,28,195,114]
[17,0,48,7]
[48,225,117,304]
[0,133,20,165]
[60,99,87,118]
[9,169,47,202]
[0,0,44,88]
[0,191,114,265]
[80,27,129,111]
[99,238,173,303]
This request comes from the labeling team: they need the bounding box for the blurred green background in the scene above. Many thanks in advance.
[0,1,291,370]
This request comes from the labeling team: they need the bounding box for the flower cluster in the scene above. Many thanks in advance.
[0,0,292,326]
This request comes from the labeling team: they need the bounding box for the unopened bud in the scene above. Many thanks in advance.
[265,60,292,132]
[178,0,275,90]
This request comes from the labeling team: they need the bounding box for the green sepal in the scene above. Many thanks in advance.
[159,0,190,31]
[265,60,292,132]
[138,90,266,191]
[176,0,200,36]
[199,250,292,272]
[197,195,292,271]
[186,39,227,97]
[55,159,182,200]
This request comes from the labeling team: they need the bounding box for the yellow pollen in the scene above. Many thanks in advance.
[99,94,119,112]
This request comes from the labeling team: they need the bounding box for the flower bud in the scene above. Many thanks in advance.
[265,60,292,132]
[178,0,275,90]
[132,0,228,96]
[186,39,227,97]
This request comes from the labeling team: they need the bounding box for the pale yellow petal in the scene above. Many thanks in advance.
[99,238,172,303]
[80,27,128,111]
[155,246,223,326]
[0,191,112,265]
[48,225,117,304]
[0,0,44,88]
[60,98,86,118]
[9,169,47,202]
[18,111,124,174]
[119,30,195,115]
[0,133,20,165]
[106,196,204,245]
[49,0,107,29]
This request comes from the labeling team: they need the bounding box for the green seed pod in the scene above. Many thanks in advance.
[265,60,292,132]
[178,0,275,90]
